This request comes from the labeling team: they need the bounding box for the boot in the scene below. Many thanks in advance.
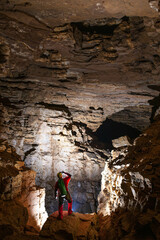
[68,202,73,215]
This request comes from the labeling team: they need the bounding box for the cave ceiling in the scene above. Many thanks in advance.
[0,0,159,27]
[0,0,160,139]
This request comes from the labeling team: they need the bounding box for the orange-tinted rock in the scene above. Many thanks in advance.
[0,199,28,239]
[0,140,48,233]
[40,211,98,240]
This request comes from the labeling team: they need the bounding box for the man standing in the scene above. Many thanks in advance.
[55,171,73,220]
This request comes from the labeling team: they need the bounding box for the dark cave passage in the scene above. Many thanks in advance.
[148,85,160,123]
[94,118,141,149]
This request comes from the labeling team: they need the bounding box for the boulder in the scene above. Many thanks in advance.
[40,211,99,240]
[0,139,48,232]
[0,200,28,239]
[112,136,131,148]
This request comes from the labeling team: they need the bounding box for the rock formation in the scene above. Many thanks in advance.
[98,115,160,239]
[40,211,99,240]
[0,0,160,239]
[38,115,160,240]
[1,11,160,214]
[0,139,48,239]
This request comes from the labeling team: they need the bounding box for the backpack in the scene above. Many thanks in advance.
[58,178,67,196]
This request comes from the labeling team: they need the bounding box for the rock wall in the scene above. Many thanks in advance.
[37,117,160,240]
[98,115,160,239]
[1,13,160,214]
[0,139,48,232]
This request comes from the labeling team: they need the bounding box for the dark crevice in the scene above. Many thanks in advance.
[36,102,72,117]
[64,121,110,160]
[148,94,160,123]
[122,16,130,22]
[13,2,32,8]
[134,224,156,240]
[23,146,37,161]
[147,85,160,122]
[48,84,69,90]
[64,121,107,155]
[71,21,119,48]
[148,84,160,92]
[0,79,35,84]
[0,95,18,109]
[58,79,70,83]
[129,92,154,97]
[0,224,14,239]
[92,118,141,150]
[95,149,109,160]
[71,21,118,36]
[0,47,7,63]
[39,65,66,70]
[65,121,93,137]
[56,230,73,240]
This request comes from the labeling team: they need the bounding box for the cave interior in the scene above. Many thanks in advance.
[0,0,160,239]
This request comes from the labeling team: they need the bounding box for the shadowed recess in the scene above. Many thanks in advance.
[95,118,141,148]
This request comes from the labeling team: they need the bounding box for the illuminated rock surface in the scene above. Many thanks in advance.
[0,140,48,239]
[98,115,160,239]
[1,118,157,240]
[39,116,160,240]
[40,211,99,240]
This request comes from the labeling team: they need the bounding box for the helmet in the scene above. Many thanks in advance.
[57,172,62,178]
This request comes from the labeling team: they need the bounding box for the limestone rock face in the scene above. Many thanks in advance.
[0,139,48,233]
[98,115,160,239]
[112,136,131,148]
[40,211,99,240]
[17,172,48,231]
[98,116,160,215]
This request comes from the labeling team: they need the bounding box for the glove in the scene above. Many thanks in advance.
[55,191,57,199]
